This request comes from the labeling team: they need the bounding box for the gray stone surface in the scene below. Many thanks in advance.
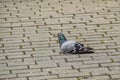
[0,0,120,80]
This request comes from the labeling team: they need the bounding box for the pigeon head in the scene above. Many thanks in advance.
[58,33,67,47]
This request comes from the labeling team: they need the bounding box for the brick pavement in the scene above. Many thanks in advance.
[0,0,120,80]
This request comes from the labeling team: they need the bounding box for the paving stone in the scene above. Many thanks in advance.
[81,75,110,80]
[0,58,22,64]
[17,71,49,77]
[92,55,120,60]
[5,48,32,53]
[111,74,120,79]
[0,71,10,75]
[59,17,73,24]
[6,78,27,80]
[51,69,79,75]
[8,61,35,66]
[34,60,58,68]
[79,53,107,57]
[66,57,92,62]
[0,74,17,79]
[23,57,51,62]
[59,72,90,78]
[0,66,27,71]
[48,78,77,80]
[45,18,59,25]
[0,0,120,80]
[80,67,109,73]
[12,68,41,74]
[73,64,99,69]
[29,75,58,80]
[59,61,83,67]
[101,62,120,67]
[7,54,31,59]
[43,66,72,73]
[112,58,120,62]
[43,66,78,74]
[0,63,7,68]
[0,56,6,60]
[109,66,120,71]
[51,55,79,59]
[83,59,112,64]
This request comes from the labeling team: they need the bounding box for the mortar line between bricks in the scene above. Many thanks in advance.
[0,0,120,80]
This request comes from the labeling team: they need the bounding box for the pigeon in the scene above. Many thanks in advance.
[57,32,94,54]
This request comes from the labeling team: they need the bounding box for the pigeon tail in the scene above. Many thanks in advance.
[75,47,94,54]
[58,33,67,47]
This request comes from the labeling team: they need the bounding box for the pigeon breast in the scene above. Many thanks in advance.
[61,41,77,53]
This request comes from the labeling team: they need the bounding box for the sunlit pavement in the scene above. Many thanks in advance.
[0,0,120,80]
